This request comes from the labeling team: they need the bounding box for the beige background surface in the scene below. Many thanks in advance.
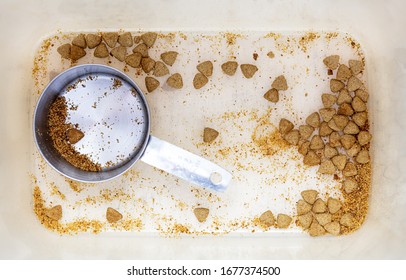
[0,0,405,259]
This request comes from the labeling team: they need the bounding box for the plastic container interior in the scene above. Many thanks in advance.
[1,0,406,259]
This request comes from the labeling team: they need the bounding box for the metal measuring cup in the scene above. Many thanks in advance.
[33,64,231,191]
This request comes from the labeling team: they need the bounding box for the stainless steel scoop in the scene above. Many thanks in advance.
[33,64,231,192]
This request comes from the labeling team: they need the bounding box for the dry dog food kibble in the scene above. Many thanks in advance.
[166,73,183,89]
[141,32,157,48]
[85,34,102,49]
[349,59,364,75]
[145,77,160,93]
[259,210,275,227]
[118,32,133,47]
[70,45,86,61]
[94,43,109,58]
[110,46,127,62]
[263,88,279,103]
[66,128,84,144]
[240,64,258,78]
[203,127,219,143]
[102,32,118,48]
[277,214,292,228]
[271,75,288,91]
[221,61,238,76]
[161,51,178,66]
[153,61,169,77]
[133,43,149,57]
[193,73,209,89]
[301,190,318,204]
[72,34,87,48]
[45,205,62,221]
[194,208,210,223]
[279,118,294,135]
[323,55,340,70]
[141,57,156,73]
[57,44,71,59]
[106,207,123,223]
[197,61,213,77]
[125,53,142,68]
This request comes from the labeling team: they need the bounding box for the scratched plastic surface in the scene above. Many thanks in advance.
[28,31,365,235]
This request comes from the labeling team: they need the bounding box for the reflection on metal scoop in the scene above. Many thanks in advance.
[33,64,232,191]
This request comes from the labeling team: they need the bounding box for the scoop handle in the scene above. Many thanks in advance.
[140,135,231,192]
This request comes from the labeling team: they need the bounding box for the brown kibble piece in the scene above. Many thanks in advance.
[324,144,338,159]
[353,112,368,127]
[166,73,183,89]
[193,73,209,89]
[341,135,356,150]
[299,125,314,140]
[145,77,160,93]
[197,61,213,77]
[322,94,337,108]
[304,151,321,166]
[306,112,320,128]
[203,127,219,143]
[102,32,119,48]
[297,199,312,215]
[319,122,333,137]
[349,59,364,75]
[118,32,133,47]
[221,61,238,76]
[298,141,310,156]
[337,89,352,105]
[319,108,335,122]
[328,119,340,132]
[240,64,258,78]
[323,55,340,70]
[277,214,292,228]
[94,43,109,58]
[141,57,156,73]
[355,89,369,102]
[298,213,313,229]
[70,45,86,61]
[343,121,360,135]
[330,79,345,92]
[72,34,87,48]
[106,207,123,223]
[352,96,367,112]
[57,44,71,59]
[301,190,319,204]
[110,46,127,62]
[312,198,327,213]
[336,64,352,81]
[343,178,358,193]
[324,222,341,235]
[343,162,357,176]
[329,132,341,148]
[279,118,294,135]
[310,135,324,150]
[318,160,335,174]
[327,198,342,214]
[45,205,62,221]
[340,213,354,227]
[332,155,347,170]
[315,213,332,226]
[309,221,326,236]
[194,207,209,223]
[284,130,300,145]
[347,76,363,92]
[259,210,275,227]
[134,36,141,44]
[358,131,372,146]
[153,61,169,77]
[141,32,157,48]
[337,103,354,116]
[161,51,178,66]
[66,128,84,144]
[132,43,149,57]
[356,150,370,164]
[271,75,288,91]
[263,88,279,103]
[125,53,142,68]
[85,34,102,49]
[347,143,361,157]
[332,115,349,130]
[267,51,275,58]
